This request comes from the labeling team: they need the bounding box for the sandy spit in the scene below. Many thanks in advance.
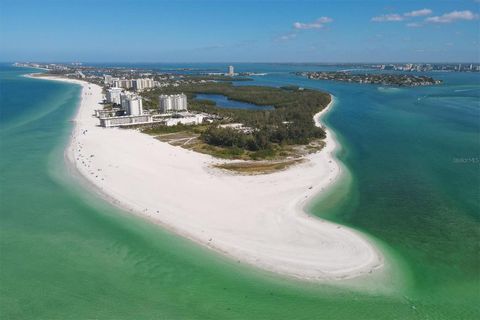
[33,75,384,281]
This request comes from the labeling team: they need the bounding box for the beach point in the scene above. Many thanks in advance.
[34,75,384,281]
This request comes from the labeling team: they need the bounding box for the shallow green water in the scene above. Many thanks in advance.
[0,64,479,319]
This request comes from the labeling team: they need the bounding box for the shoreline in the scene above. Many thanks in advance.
[29,73,384,282]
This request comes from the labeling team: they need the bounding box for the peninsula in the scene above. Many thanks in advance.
[27,70,384,282]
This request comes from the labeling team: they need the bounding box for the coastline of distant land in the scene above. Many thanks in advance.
[295,71,442,87]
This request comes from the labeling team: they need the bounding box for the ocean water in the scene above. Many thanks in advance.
[0,63,478,319]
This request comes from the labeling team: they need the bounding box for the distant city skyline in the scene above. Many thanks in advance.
[1,0,479,63]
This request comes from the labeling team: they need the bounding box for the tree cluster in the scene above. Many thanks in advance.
[141,82,330,152]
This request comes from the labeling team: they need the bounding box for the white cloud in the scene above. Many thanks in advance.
[277,33,297,41]
[426,10,479,23]
[406,22,423,28]
[371,14,404,22]
[293,17,333,29]
[372,8,433,23]
[276,16,332,43]
[404,9,432,17]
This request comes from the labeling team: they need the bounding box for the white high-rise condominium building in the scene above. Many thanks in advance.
[113,79,133,89]
[106,87,123,105]
[104,75,113,85]
[133,78,155,91]
[104,75,120,85]
[228,65,234,76]
[158,94,173,112]
[120,93,143,116]
[158,93,188,113]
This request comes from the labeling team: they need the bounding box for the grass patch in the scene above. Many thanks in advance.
[141,123,209,135]
[152,128,326,161]
[214,159,304,175]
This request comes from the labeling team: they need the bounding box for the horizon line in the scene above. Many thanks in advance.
[6,61,480,64]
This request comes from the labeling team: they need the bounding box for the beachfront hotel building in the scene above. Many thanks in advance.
[158,93,188,113]
[99,115,152,128]
[228,65,234,76]
[106,87,123,105]
[120,92,143,116]
[99,92,148,128]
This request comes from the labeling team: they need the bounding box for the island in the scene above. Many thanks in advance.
[295,71,442,86]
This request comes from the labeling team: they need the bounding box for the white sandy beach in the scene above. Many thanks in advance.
[37,76,383,281]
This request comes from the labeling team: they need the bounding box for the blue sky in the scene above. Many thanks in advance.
[0,0,479,62]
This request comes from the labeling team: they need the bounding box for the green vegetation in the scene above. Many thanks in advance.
[214,159,304,175]
[141,82,330,160]
[141,123,209,135]
[202,126,270,152]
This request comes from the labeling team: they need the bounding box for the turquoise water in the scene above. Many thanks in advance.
[194,93,274,110]
[0,64,479,319]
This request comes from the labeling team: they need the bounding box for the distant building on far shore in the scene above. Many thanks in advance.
[120,92,143,116]
[158,93,188,113]
[228,65,234,76]
[75,70,86,78]
[106,87,123,105]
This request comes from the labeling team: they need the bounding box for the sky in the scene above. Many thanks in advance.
[0,0,479,63]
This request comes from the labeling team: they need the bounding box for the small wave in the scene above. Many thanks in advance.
[378,87,402,93]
